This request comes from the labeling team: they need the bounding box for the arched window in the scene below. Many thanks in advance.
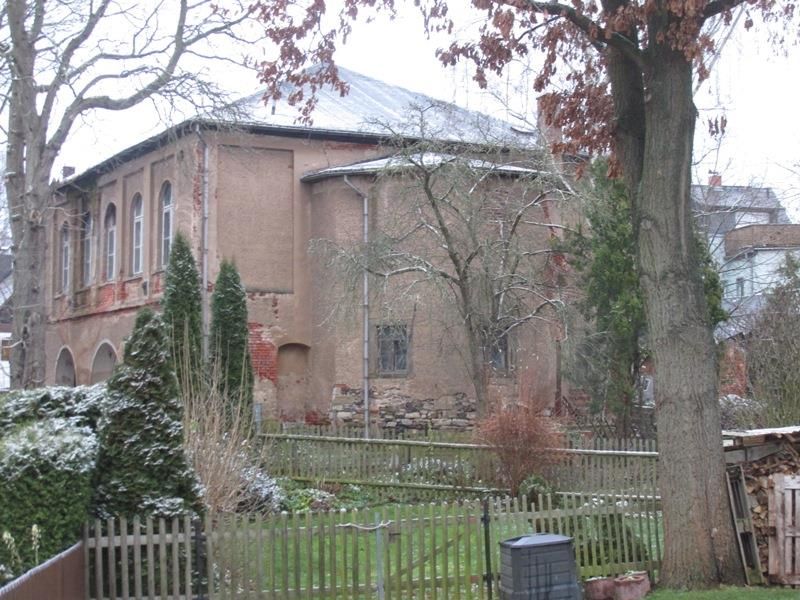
[80,211,93,287]
[159,182,173,267]
[55,347,76,387]
[104,204,117,281]
[59,223,70,294]
[130,193,143,275]
[90,342,117,384]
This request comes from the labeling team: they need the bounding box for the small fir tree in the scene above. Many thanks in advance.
[162,232,202,387]
[565,160,727,432]
[92,308,201,518]
[210,260,254,413]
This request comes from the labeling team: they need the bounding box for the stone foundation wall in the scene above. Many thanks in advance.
[330,384,478,430]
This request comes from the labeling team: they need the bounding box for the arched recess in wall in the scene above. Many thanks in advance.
[90,342,117,384]
[276,343,311,419]
[55,347,76,387]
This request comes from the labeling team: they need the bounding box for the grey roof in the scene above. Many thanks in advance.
[692,184,790,238]
[227,66,538,148]
[62,67,540,188]
[691,184,785,212]
[301,152,544,183]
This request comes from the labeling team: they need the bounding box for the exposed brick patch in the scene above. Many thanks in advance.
[151,272,163,295]
[719,340,748,397]
[248,322,277,383]
[96,284,116,309]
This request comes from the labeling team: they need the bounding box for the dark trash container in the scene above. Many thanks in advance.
[499,533,582,599]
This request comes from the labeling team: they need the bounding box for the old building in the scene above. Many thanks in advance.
[46,68,571,429]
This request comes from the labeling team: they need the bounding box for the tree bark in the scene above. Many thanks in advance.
[6,3,52,389]
[636,43,743,586]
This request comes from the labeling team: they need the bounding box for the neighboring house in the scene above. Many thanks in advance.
[692,176,799,398]
[45,68,570,428]
[692,175,794,315]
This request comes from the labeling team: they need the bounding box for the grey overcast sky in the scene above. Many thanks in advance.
[57,5,800,216]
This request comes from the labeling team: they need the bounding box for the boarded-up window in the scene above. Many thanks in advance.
[216,146,294,292]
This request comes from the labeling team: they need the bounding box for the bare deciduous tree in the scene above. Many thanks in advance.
[313,121,577,414]
[0,0,259,388]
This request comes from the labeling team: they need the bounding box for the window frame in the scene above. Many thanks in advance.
[375,323,410,377]
[489,334,511,374]
[80,211,93,288]
[104,204,117,281]
[59,223,70,294]
[130,193,143,276]
[159,181,173,268]
[736,277,746,300]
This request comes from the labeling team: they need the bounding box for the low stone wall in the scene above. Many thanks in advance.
[330,384,478,430]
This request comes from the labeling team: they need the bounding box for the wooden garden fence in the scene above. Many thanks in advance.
[259,434,659,496]
[85,491,663,599]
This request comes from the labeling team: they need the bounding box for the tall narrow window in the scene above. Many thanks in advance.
[376,324,409,376]
[131,194,143,275]
[60,223,70,294]
[160,182,173,267]
[104,204,117,281]
[80,211,93,287]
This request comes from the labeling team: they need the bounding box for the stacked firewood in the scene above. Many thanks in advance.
[741,441,800,573]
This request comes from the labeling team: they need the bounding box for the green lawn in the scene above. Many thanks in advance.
[649,586,799,599]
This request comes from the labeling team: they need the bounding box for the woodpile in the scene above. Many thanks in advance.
[740,441,800,574]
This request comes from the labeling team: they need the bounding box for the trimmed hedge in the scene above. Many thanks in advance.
[0,384,106,436]
[0,418,97,582]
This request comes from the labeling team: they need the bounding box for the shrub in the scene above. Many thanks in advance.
[182,357,279,513]
[0,384,107,436]
[210,260,253,413]
[475,396,563,496]
[162,232,203,389]
[93,309,201,518]
[0,418,97,582]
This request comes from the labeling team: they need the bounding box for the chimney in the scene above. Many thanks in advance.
[61,166,75,179]
[536,95,563,148]
[709,173,722,187]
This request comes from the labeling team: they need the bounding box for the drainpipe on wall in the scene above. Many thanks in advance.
[195,125,211,360]
[343,175,370,439]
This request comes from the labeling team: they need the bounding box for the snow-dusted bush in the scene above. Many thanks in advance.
[237,466,284,513]
[93,309,201,518]
[0,384,107,436]
[0,418,97,582]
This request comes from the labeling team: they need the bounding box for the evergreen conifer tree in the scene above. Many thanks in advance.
[210,260,254,414]
[92,308,201,518]
[162,232,202,387]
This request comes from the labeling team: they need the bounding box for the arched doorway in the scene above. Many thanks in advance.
[277,343,310,418]
[55,347,76,387]
[90,342,117,384]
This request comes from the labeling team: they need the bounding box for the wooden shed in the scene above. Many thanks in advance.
[723,426,800,586]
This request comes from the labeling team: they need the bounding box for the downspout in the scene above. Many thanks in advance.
[195,125,210,360]
[343,175,370,439]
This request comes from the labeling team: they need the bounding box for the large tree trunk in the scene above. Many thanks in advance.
[8,196,50,389]
[636,45,742,586]
[5,14,52,389]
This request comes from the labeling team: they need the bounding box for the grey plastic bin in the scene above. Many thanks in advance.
[499,533,582,599]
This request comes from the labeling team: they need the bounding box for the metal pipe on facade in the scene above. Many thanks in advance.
[343,175,371,439]
[195,125,210,360]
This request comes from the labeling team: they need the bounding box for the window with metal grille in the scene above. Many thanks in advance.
[376,324,409,376]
